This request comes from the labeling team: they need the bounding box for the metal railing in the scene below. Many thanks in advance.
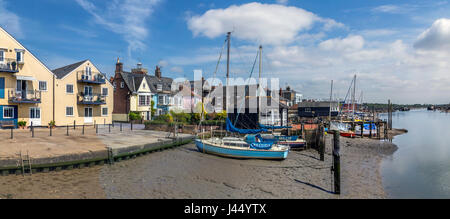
[77,92,106,105]
[77,71,106,84]
[0,58,20,73]
[8,89,41,103]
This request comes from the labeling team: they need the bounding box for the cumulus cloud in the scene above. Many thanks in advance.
[75,0,160,56]
[187,2,344,45]
[0,0,23,38]
[414,18,450,50]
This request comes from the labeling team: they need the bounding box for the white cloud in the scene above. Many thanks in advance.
[170,66,184,73]
[319,35,365,52]
[372,4,415,14]
[75,0,160,57]
[187,2,344,45]
[0,0,23,38]
[414,18,450,50]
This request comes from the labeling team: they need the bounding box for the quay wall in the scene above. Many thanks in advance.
[0,135,194,176]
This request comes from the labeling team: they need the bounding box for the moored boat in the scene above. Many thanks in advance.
[340,131,356,138]
[195,138,290,160]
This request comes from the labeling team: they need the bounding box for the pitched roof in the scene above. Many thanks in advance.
[52,60,87,79]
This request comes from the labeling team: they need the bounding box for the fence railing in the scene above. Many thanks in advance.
[8,89,42,103]
[77,92,106,105]
[77,71,106,84]
[0,58,20,72]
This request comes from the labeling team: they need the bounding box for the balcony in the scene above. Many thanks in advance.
[0,58,20,73]
[8,90,41,104]
[77,93,106,105]
[77,71,106,84]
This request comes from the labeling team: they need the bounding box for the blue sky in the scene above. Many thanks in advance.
[1,0,450,104]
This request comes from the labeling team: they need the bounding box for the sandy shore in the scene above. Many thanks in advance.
[0,135,398,199]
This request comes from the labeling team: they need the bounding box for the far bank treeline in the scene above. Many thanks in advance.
[129,110,228,126]
[362,103,438,111]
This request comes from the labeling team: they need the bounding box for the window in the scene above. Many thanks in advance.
[102,107,108,116]
[66,107,74,116]
[121,82,125,88]
[157,84,163,91]
[102,87,108,96]
[0,50,4,62]
[158,96,164,105]
[113,82,117,89]
[3,107,14,119]
[30,108,41,119]
[39,81,47,91]
[139,95,151,106]
[16,51,24,63]
[66,84,74,94]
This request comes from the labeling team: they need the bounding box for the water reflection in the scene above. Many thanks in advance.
[381,109,450,198]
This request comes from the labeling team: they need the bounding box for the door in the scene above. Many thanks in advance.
[85,67,92,80]
[84,107,93,123]
[29,107,41,126]
[146,111,150,120]
[0,77,4,99]
[84,86,93,102]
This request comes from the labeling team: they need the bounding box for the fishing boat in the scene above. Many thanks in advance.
[355,123,377,136]
[195,137,290,160]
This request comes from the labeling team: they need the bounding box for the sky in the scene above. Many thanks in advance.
[1,0,450,104]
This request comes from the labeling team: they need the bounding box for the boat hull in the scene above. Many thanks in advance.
[340,132,356,138]
[281,140,306,149]
[195,139,289,160]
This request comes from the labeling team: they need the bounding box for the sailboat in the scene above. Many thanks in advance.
[195,32,290,160]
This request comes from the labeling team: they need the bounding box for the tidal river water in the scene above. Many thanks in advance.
[381,109,450,198]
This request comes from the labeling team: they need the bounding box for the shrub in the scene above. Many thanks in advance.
[129,112,142,121]
[18,121,27,127]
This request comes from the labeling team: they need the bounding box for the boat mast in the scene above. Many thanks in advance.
[329,80,333,122]
[226,32,231,88]
[258,45,262,124]
[352,74,356,120]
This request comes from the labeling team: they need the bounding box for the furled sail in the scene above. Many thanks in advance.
[226,118,268,134]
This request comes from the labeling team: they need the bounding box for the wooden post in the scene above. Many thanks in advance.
[66,125,69,136]
[82,124,85,135]
[11,127,13,139]
[360,123,364,138]
[120,123,123,132]
[319,124,325,161]
[109,124,111,133]
[332,131,341,194]
[74,120,76,130]
[31,122,34,138]
[96,124,98,134]
[131,121,133,131]
[50,125,52,137]
[369,122,372,138]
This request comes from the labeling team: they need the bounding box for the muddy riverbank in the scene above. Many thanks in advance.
[0,136,398,199]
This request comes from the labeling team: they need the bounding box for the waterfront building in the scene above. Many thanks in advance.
[298,101,340,118]
[52,60,114,126]
[0,26,55,128]
[112,61,174,121]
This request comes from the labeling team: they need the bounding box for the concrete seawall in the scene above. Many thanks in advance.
[0,135,194,176]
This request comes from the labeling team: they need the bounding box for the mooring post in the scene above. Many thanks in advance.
[301,122,305,139]
[131,122,133,131]
[369,122,372,138]
[96,124,98,134]
[11,127,13,139]
[31,122,34,138]
[74,120,76,130]
[319,124,325,161]
[120,123,123,132]
[360,123,364,138]
[332,131,341,195]
[82,124,85,135]
[109,123,111,133]
[66,125,69,136]
[50,125,52,137]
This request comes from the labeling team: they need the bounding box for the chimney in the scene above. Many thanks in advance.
[131,62,148,75]
[155,66,162,78]
[115,58,123,74]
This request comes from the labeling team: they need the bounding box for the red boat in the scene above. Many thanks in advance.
[340,131,356,138]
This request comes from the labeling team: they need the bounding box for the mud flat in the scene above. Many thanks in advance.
[0,135,398,199]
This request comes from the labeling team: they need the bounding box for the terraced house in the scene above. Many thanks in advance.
[0,26,113,128]
[112,60,174,122]
[52,60,114,126]
[0,26,55,128]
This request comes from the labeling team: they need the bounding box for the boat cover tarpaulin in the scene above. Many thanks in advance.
[259,124,292,129]
[226,118,268,134]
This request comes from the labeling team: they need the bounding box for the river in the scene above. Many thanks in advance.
[381,109,450,198]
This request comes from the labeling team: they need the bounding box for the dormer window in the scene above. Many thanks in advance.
[157,84,162,91]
